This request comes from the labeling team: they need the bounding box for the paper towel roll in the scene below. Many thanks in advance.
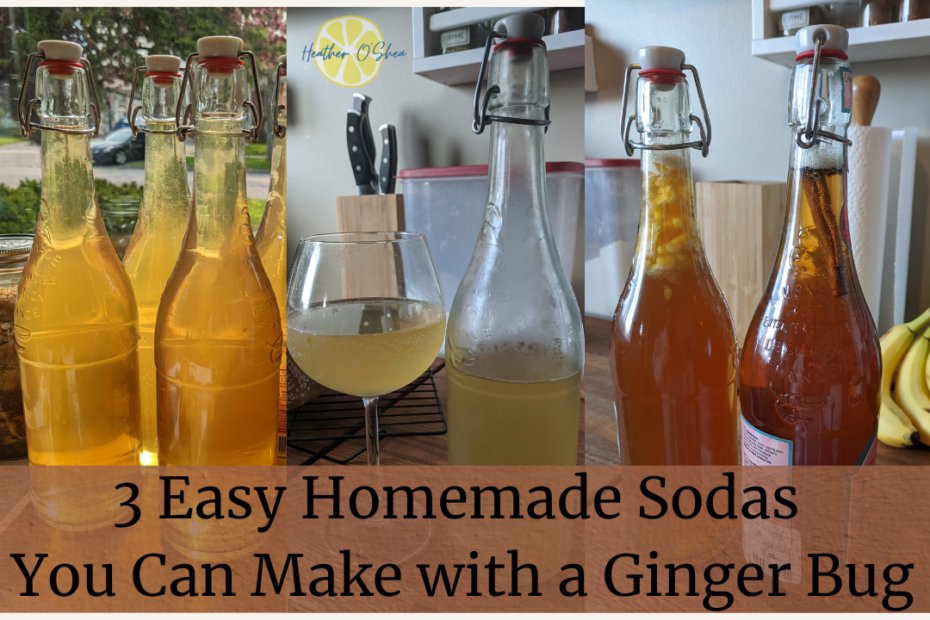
[877,128,918,333]
[846,125,893,320]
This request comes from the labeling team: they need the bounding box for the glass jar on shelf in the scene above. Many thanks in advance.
[900,0,930,21]
[861,0,900,25]
[781,5,830,36]
[0,234,33,460]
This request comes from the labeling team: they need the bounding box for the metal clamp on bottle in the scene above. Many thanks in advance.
[127,56,186,137]
[472,13,551,135]
[272,56,286,139]
[17,41,102,139]
[620,50,711,158]
[795,31,853,150]
[174,43,264,143]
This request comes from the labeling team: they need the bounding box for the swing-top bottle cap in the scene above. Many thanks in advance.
[638,46,685,72]
[494,13,545,39]
[38,40,82,63]
[795,25,848,56]
[278,55,286,66]
[197,36,243,59]
[145,55,181,73]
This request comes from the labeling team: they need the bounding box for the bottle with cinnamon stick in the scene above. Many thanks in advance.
[739,25,881,466]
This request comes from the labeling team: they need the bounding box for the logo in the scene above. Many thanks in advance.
[304,16,405,88]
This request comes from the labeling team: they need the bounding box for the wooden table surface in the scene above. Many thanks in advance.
[583,316,930,466]
[290,359,586,467]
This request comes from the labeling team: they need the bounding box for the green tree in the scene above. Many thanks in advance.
[0,8,285,140]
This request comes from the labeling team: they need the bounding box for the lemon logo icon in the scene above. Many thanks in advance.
[314,16,385,88]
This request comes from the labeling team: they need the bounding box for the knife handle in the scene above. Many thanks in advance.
[379,124,398,194]
[347,109,374,193]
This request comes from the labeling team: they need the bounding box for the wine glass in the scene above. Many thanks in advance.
[286,232,445,466]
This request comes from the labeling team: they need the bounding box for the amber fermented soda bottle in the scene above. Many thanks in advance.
[155,36,282,466]
[255,55,287,462]
[609,47,739,466]
[739,26,881,466]
[122,55,191,466]
[14,41,141,467]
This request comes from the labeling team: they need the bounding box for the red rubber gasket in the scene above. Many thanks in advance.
[494,37,545,53]
[39,60,83,76]
[795,49,848,62]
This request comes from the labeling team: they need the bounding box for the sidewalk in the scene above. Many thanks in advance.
[0,141,271,200]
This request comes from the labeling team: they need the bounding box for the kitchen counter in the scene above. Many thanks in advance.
[583,316,930,466]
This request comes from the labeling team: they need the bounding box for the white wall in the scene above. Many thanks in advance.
[586,0,930,319]
[287,7,585,287]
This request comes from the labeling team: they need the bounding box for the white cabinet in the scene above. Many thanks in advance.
[412,7,586,86]
[752,0,930,65]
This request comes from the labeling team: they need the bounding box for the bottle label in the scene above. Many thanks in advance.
[741,415,793,466]
[441,28,470,50]
[840,67,853,113]
[781,9,809,33]
[276,346,288,461]
[855,429,877,466]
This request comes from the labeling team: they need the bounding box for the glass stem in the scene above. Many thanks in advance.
[363,397,380,466]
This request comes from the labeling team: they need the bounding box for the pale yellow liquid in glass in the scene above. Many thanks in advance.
[122,120,191,466]
[15,131,141,467]
[156,119,281,466]
[446,362,581,466]
[255,131,286,458]
[288,299,445,397]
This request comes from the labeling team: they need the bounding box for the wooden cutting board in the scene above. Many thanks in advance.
[695,181,785,346]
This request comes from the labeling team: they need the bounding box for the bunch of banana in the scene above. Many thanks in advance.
[878,309,930,447]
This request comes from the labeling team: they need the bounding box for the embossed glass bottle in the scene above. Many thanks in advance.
[15,40,141,467]
[610,47,739,466]
[155,36,281,466]
[122,55,191,466]
[445,14,584,466]
[255,55,287,461]
[739,26,880,466]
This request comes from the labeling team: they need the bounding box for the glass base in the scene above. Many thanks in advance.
[322,500,432,566]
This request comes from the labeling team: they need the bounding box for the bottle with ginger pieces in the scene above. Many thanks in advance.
[610,46,739,465]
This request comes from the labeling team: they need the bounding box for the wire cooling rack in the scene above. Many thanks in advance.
[285,362,446,465]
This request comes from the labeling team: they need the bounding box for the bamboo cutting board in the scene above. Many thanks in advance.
[335,193,406,299]
[695,181,785,346]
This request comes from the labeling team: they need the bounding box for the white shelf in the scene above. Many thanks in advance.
[753,0,930,66]
[412,8,585,86]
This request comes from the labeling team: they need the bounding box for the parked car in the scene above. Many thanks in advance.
[90,128,145,165]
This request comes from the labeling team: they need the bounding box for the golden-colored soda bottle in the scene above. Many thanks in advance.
[122,55,191,466]
[156,36,282,466]
[14,40,141,467]
[255,55,287,462]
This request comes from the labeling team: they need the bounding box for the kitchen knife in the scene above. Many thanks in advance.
[353,93,379,194]
[347,108,375,195]
[378,124,398,194]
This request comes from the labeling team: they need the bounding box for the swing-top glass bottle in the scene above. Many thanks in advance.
[609,47,739,466]
[121,54,191,466]
[255,54,288,462]
[739,25,880,466]
[445,14,584,466]
[14,40,141,467]
[155,36,282,466]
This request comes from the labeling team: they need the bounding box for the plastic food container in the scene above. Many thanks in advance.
[400,162,583,341]
[584,158,640,319]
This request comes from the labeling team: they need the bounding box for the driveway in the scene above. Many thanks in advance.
[0,141,271,200]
